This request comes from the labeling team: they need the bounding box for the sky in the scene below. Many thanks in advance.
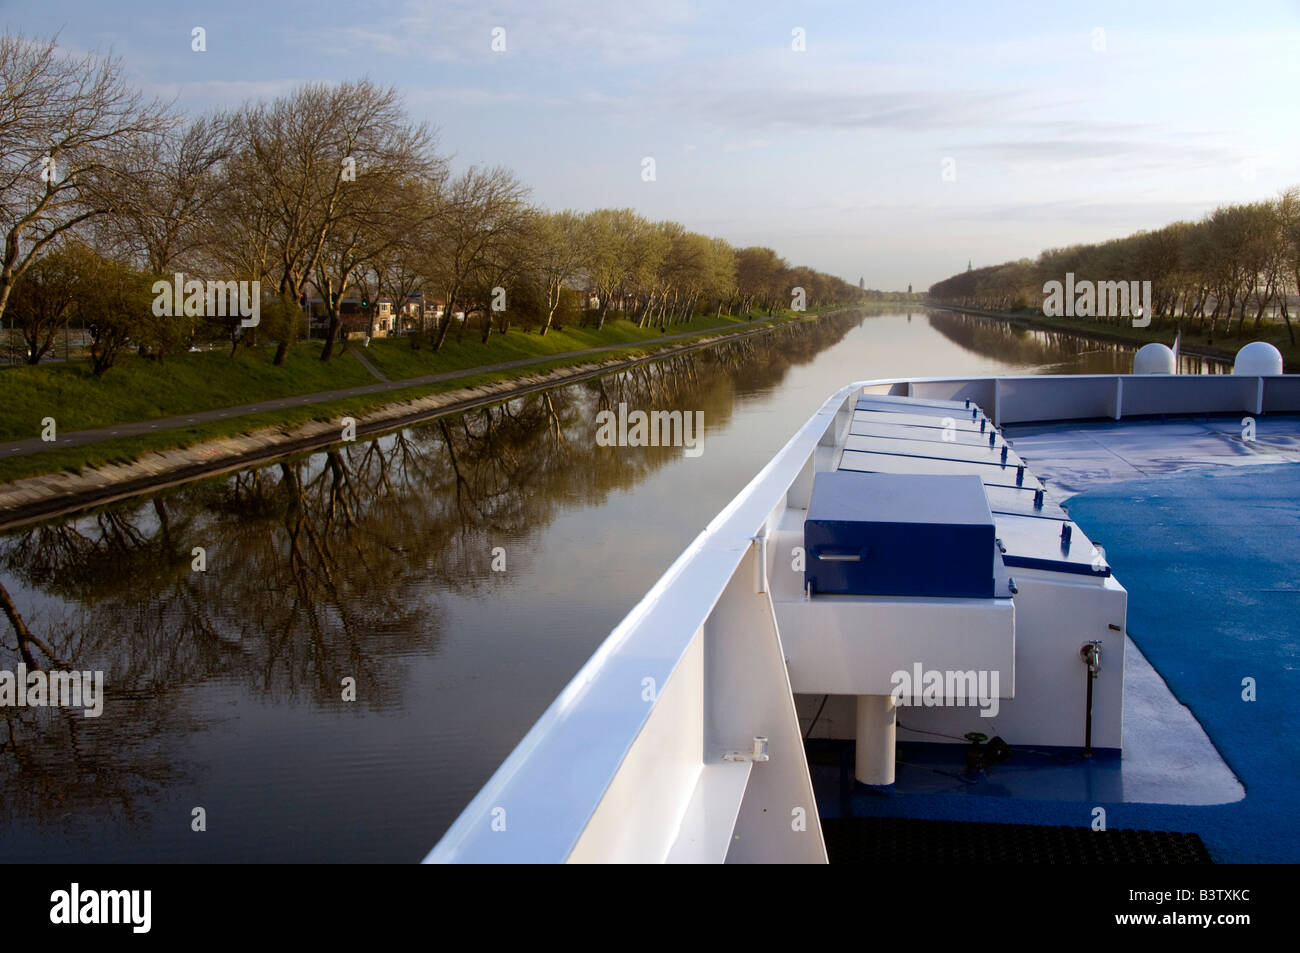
[4,0,1299,290]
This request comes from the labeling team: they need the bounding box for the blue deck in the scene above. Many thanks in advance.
[814,413,1300,863]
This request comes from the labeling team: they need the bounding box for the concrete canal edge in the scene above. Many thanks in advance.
[0,310,849,532]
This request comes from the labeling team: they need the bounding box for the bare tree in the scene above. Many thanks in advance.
[231,79,443,364]
[427,165,530,351]
[204,149,281,354]
[735,246,787,316]
[584,208,662,330]
[314,174,434,359]
[1272,187,1299,344]
[101,114,231,275]
[358,227,429,340]
[0,32,171,323]
[529,209,589,336]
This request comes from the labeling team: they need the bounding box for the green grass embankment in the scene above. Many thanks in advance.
[0,308,833,484]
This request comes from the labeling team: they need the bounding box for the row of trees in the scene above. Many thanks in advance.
[1,32,863,373]
[928,188,1300,342]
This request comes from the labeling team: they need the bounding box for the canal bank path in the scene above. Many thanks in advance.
[1,315,786,459]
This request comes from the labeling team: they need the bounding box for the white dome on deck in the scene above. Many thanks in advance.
[1233,342,1284,376]
[1133,343,1175,374]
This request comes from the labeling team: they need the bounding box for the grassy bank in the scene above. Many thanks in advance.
[0,340,375,442]
[361,311,764,380]
[930,303,1299,371]
[0,308,831,485]
[0,311,804,443]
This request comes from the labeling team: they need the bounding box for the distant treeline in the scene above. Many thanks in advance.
[0,32,872,375]
[927,188,1300,342]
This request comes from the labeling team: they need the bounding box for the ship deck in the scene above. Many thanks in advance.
[428,376,1300,865]
[813,412,1300,863]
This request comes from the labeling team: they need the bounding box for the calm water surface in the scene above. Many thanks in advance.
[0,310,1228,861]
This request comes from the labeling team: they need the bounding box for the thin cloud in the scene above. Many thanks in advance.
[140,78,305,106]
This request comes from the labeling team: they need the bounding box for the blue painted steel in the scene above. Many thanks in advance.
[823,461,1300,863]
[804,471,997,597]
[1002,414,1300,498]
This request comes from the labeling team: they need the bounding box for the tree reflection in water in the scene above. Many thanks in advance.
[0,310,865,839]
[926,310,1232,374]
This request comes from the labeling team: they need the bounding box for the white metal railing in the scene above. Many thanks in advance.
[424,373,1299,864]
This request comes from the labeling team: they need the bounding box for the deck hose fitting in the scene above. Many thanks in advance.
[1081,641,1102,758]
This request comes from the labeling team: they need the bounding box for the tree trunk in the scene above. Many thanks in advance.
[433,298,456,351]
[320,308,342,360]
[1279,296,1296,345]
[1,579,50,667]
[541,285,559,335]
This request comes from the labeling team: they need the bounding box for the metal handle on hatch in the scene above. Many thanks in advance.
[814,550,863,562]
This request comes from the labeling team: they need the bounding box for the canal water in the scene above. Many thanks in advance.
[0,310,1228,861]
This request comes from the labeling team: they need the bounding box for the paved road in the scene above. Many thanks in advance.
[1,316,781,458]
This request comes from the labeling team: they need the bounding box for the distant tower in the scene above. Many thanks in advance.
[859,277,865,290]
[967,260,972,272]
[907,283,912,295]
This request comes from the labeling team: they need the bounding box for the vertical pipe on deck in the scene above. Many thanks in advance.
[855,695,897,785]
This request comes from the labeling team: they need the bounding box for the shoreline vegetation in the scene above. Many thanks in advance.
[0,306,866,529]
[927,302,1294,370]
[926,184,1300,372]
[1,34,872,382]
